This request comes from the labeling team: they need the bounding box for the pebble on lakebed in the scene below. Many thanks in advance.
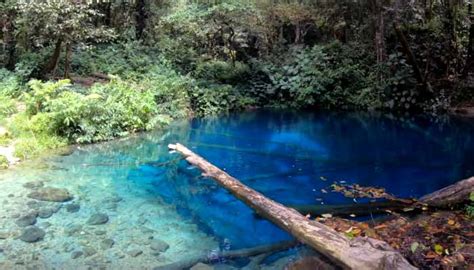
[65,203,80,213]
[87,213,109,225]
[15,212,38,227]
[19,226,45,243]
[27,187,73,202]
[150,239,170,253]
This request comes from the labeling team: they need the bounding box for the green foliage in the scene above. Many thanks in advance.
[190,84,247,116]
[0,68,21,97]
[0,96,17,119]
[0,155,8,170]
[7,113,67,160]
[194,60,250,84]
[467,192,474,218]
[73,42,162,78]
[24,79,72,115]
[17,65,194,144]
[255,42,381,109]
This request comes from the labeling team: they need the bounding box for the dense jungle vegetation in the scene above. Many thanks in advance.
[0,0,473,160]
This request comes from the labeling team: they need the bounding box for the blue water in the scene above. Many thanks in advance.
[128,110,474,250]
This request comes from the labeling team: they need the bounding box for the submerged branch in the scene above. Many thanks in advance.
[153,240,299,270]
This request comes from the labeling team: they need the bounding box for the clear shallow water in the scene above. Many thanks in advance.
[1,110,473,269]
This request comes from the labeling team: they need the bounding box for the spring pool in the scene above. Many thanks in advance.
[0,110,473,269]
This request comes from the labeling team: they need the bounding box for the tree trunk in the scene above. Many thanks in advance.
[63,42,72,79]
[3,8,17,71]
[104,2,112,26]
[43,38,63,76]
[393,22,433,98]
[135,0,146,40]
[292,176,474,217]
[372,0,386,65]
[168,143,416,270]
[420,176,474,207]
[291,200,415,218]
[462,1,473,78]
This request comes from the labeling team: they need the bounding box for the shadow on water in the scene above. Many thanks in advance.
[126,109,474,249]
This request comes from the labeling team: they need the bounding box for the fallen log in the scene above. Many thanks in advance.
[153,240,298,270]
[168,143,416,270]
[291,200,414,218]
[420,177,474,207]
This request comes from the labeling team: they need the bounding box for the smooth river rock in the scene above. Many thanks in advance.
[65,203,80,213]
[15,213,38,227]
[87,213,109,225]
[23,181,44,189]
[19,226,45,243]
[100,239,115,250]
[71,251,83,259]
[38,208,54,219]
[127,248,142,257]
[27,187,73,202]
[150,239,169,253]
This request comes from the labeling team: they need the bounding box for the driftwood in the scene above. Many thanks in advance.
[168,143,416,270]
[420,177,474,207]
[153,240,298,270]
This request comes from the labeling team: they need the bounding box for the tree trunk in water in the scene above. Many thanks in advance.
[292,176,474,217]
[63,42,72,79]
[168,143,416,270]
[135,0,146,40]
[291,200,415,218]
[153,240,299,270]
[420,177,474,207]
[43,38,63,77]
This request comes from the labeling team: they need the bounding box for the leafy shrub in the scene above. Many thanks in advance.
[14,50,49,80]
[0,96,17,118]
[8,113,67,160]
[194,60,250,84]
[73,42,163,79]
[190,84,249,116]
[24,79,72,115]
[0,68,21,97]
[254,42,382,109]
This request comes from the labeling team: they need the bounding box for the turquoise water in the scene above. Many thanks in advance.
[1,110,473,268]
